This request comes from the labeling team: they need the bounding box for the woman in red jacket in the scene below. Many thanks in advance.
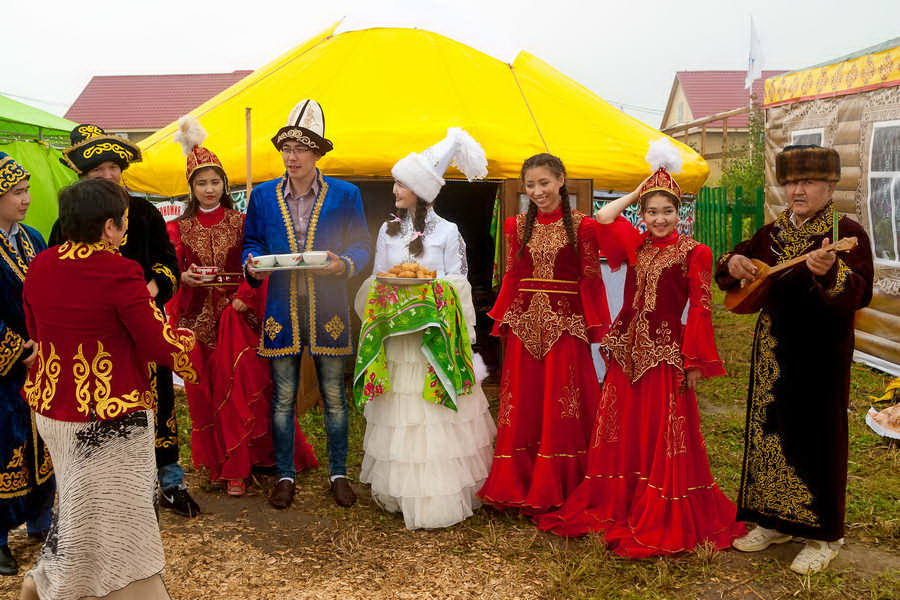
[20,179,197,600]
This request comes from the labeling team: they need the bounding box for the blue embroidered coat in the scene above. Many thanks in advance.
[242,172,370,358]
[0,224,54,533]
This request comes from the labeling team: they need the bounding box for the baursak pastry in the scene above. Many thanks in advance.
[381,262,436,279]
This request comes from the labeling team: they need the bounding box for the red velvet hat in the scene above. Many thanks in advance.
[174,116,225,183]
[639,139,683,202]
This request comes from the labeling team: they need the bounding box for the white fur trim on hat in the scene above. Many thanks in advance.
[392,153,445,202]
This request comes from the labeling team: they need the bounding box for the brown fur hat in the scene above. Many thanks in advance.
[775,145,840,185]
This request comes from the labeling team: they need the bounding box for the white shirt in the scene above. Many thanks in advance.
[372,207,468,277]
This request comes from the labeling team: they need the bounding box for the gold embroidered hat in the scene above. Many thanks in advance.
[775,144,840,185]
[0,152,29,195]
[60,123,142,175]
[173,115,227,185]
[271,99,333,154]
[639,138,683,202]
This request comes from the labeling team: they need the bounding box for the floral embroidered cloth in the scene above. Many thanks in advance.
[353,280,475,411]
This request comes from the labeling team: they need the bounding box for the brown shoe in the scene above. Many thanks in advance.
[330,477,356,507]
[268,479,295,509]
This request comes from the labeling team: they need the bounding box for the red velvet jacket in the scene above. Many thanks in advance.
[22,241,197,422]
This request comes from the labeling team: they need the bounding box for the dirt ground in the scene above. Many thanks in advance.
[3,469,897,600]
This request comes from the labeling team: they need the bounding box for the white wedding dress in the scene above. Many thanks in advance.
[354,208,496,529]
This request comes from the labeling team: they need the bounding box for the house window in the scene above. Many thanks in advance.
[790,128,824,146]
[677,103,684,123]
[867,121,900,265]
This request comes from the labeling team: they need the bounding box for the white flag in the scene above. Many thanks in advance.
[745,16,763,89]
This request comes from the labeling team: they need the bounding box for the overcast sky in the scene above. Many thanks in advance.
[5,0,899,127]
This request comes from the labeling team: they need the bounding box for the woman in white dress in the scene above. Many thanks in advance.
[354,128,496,529]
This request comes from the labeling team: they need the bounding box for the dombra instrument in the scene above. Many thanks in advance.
[724,236,857,314]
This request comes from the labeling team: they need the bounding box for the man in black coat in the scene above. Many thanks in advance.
[716,145,874,574]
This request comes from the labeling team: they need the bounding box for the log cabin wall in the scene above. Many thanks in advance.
[765,85,900,372]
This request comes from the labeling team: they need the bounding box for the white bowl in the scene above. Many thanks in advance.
[302,251,328,265]
[250,254,276,268]
[274,253,303,266]
[194,266,220,282]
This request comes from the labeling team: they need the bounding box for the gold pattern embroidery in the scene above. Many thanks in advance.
[741,312,819,525]
[73,341,157,420]
[593,383,619,446]
[152,264,177,289]
[324,315,345,340]
[771,203,835,263]
[5,447,23,469]
[557,363,581,419]
[501,292,588,359]
[827,259,851,297]
[0,328,25,377]
[604,236,698,382]
[0,225,33,282]
[146,299,197,383]
[76,124,104,138]
[73,343,92,416]
[665,394,687,458]
[23,343,60,413]
[83,141,132,161]
[498,377,514,426]
[265,317,283,341]
[58,240,120,260]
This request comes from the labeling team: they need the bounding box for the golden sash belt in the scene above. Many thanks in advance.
[516,278,578,295]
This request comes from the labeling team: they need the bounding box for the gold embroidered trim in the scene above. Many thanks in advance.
[273,129,320,150]
[152,264,177,288]
[557,363,581,419]
[500,291,588,359]
[23,343,60,413]
[826,259,851,297]
[58,240,120,260]
[592,382,619,446]
[771,203,835,263]
[741,312,819,525]
[147,299,197,383]
[604,236,698,382]
[0,226,34,282]
[0,328,25,376]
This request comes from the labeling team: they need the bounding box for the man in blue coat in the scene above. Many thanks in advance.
[243,99,370,509]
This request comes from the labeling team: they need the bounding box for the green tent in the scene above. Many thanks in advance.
[0,94,78,238]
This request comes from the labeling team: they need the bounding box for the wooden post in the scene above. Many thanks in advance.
[722,119,728,153]
[701,124,707,156]
[245,108,253,198]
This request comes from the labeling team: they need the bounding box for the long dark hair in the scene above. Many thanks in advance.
[518,153,577,257]
[178,165,232,221]
[386,197,428,257]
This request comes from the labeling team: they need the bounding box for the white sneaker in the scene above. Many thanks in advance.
[732,526,793,552]
[790,539,842,575]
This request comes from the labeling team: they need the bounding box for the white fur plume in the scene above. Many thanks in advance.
[645,138,683,174]
[173,115,208,156]
[448,127,489,181]
[471,352,489,384]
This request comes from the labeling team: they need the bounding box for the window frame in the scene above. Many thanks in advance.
[866,119,900,267]
[790,128,824,146]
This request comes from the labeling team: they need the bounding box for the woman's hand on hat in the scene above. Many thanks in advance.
[181,264,204,287]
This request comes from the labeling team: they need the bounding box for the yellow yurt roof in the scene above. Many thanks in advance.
[124,24,708,197]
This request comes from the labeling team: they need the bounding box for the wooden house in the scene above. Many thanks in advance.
[763,38,900,374]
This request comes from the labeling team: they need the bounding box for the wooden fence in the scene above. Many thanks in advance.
[694,186,765,258]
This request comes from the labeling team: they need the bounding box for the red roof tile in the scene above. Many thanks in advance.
[675,70,788,127]
[64,71,253,130]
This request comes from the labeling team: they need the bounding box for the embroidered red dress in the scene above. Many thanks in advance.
[536,221,745,557]
[477,207,610,514]
[166,207,316,480]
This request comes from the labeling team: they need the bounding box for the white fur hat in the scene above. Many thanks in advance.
[391,127,488,202]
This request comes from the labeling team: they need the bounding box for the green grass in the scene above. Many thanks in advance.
[171,289,899,599]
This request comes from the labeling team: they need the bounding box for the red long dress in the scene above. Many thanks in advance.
[166,206,317,481]
[477,207,611,514]
[536,221,745,557]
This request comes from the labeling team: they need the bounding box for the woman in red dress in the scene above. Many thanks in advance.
[167,117,316,496]
[536,141,745,556]
[477,153,611,514]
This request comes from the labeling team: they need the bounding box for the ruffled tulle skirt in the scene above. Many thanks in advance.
[360,333,496,529]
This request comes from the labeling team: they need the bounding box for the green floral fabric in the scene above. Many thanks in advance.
[353,280,475,411]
